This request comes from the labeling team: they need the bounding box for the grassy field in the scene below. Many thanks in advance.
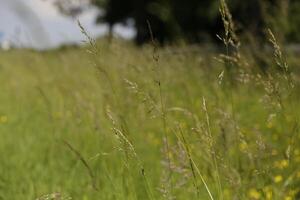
[0,38,299,200]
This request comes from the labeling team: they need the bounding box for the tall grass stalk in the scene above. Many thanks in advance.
[202,97,223,200]
[174,124,215,200]
[147,20,173,194]
[79,20,155,200]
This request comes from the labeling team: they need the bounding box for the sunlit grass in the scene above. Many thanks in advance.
[0,38,299,199]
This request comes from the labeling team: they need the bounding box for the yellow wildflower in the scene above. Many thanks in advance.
[274,175,283,183]
[289,189,299,198]
[263,186,272,200]
[239,142,248,151]
[248,188,261,199]
[0,115,7,123]
[267,122,273,128]
[297,171,300,179]
[53,111,63,119]
[147,133,160,145]
[294,150,300,163]
[223,189,231,199]
[274,159,289,169]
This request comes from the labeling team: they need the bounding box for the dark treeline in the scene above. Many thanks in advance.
[96,0,300,44]
[53,0,300,44]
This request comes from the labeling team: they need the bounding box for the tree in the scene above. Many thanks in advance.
[98,0,275,44]
[48,0,92,17]
[51,0,300,44]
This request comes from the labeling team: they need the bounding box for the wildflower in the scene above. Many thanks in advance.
[263,186,272,200]
[266,192,272,199]
[274,159,289,169]
[147,133,160,145]
[267,122,273,128]
[239,142,248,151]
[0,115,7,123]
[223,189,231,199]
[248,188,261,199]
[271,149,278,156]
[274,175,283,183]
[289,189,299,198]
[297,171,300,179]
[53,112,63,119]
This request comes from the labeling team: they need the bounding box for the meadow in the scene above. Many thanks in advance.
[0,33,299,199]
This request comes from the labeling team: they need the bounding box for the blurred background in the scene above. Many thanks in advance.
[1,0,300,49]
[0,0,135,49]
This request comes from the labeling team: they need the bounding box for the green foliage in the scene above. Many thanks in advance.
[52,0,300,43]
[93,0,300,44]
[287,1,300,42]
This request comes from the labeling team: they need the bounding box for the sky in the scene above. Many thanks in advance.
[0,0,135,49]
